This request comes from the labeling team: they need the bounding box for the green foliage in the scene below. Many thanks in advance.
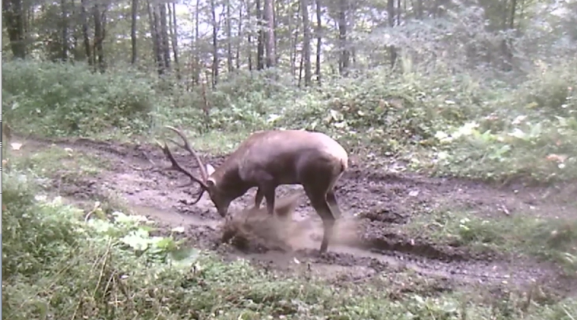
[4,55,577,184]
[3,169,576,319]
[2,60,158,136]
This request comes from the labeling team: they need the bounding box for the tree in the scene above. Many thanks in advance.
[3,0,27,58]
[301,0,311,86]
[264,0,275,67]
[131,0,138,64]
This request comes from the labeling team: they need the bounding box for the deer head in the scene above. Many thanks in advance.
[158,126,237,217]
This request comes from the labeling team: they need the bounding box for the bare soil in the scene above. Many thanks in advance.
[9,135,577,297]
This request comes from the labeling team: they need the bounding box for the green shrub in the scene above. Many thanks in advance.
[2,61,160,136]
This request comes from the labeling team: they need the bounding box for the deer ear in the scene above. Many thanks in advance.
[206,177,217,189]
[206,163,216,176]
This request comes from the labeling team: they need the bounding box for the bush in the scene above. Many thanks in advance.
[2,61,161,136]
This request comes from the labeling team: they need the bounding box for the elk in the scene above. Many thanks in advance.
[158,126,349,253]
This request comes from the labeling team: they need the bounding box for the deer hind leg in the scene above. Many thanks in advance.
[254,188,264,209]
[303,185,336,254]
[325,172,344,218]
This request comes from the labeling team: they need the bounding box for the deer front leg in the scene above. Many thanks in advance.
[262,186,277,217]
[254,188,264,209]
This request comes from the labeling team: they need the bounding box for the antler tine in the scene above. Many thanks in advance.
[164,126,210,181]
[158,140,208,190]
[189,188,205,205]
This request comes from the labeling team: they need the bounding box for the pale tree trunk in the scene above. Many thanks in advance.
[193,0,200,84]
[256,0,265,70]
[236,0,244,69]
[226,0,233,72]
[301,0,311,86]
[264,0,275,67]
[168,3,181,80]
[315,0,322,84]
[210,0,219,87]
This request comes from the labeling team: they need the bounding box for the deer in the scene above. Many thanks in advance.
[157,126,349,253]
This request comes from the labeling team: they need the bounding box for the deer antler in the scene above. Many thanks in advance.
[157,128,209,205]
[164,126,209,182]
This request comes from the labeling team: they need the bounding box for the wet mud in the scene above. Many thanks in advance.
[9,135,577,296]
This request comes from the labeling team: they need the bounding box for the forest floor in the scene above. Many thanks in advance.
[7,133,577,304]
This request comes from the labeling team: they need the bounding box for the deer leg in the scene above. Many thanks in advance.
[326,189,343,219]
[262,186,277,217]
[254,188,264,209]
[304,187,336,254]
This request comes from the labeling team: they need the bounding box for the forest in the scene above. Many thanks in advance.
[2,0,577,318]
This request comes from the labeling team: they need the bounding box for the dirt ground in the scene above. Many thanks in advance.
[9,135,577,297]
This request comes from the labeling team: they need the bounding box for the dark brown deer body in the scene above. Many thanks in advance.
[159,126,348,253]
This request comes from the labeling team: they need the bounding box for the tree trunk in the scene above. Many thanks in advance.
[264,0,275,67]
[61,0,68,61]
[159,4,171,71]
[387,0,397,68]
[338,0,349,75]
[193,0,200,84]
[236,0,243,70]
[225,0,233,72]
[131,0,138,64]
[3,0,27,58]
[301,0,311,86]
[93,3,105,72]
[80,0,91,64]
[210,0,219,87]
[245,0,253,70]
[289,0,301,77]
[168,3,181,79]
[147,0,163,74]
[256,0,265,70]
[315,0,322,84]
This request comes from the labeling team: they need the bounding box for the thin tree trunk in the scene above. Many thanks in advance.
[264,0,275,67]
[159,4,171,70]
[147,0,163,74]
[131,0,138,64]
[226,0,233,72]
[256,0,265,70]
[387,0,397,68]
[193,0,200,84]
[315,0,322,84]
[93,3,105,72]
[289,0,301,77]
[338,0,349,75]
[236,0,243,70]
[245,0,253,70]
[301,0,311,86]
[168,3,181,79]
[61,0,68,61]
[80,0,91,63]
[210,0,219,87]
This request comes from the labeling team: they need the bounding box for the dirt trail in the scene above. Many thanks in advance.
[9,135,575,292]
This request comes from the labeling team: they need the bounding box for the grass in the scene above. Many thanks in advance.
[6,142,108,181]
[401,207,577,274]
[3,164,577,320]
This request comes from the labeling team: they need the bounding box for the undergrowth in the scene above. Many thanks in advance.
[2,167,577,319]
[404,209,577,274]
[2,58,577,183]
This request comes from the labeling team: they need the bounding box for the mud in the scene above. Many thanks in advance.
[9,135,577,295]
